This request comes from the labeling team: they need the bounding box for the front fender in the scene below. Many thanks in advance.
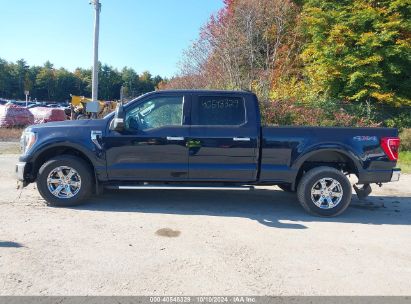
[21,139,97,163]
[20,139,107,181]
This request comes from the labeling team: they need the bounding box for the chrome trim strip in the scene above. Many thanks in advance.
[117,185,253,190]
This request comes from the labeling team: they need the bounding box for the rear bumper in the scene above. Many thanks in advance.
[390,168,401,182]
[358,168,401,184]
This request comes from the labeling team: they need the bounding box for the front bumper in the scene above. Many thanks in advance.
[390,168,401,182]
[16,162,26,181]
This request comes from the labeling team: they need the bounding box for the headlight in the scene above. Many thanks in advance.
[20,131,37,155]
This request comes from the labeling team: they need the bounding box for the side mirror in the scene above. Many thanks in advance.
[110,102,125,132]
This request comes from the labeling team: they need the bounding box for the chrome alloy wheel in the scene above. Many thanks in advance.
[47,166,81,199]
[310,177,343,209]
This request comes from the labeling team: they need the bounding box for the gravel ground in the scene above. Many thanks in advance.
[0,142,19,154]
[0,153,410,295]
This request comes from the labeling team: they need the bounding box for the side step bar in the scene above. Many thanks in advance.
[106,185,255,191]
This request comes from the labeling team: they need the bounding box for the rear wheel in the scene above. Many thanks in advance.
[37,155,92,207]
[297,166,352,217]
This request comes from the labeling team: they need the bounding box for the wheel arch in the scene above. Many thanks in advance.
[291,146,362,190]
[28,143,97,185]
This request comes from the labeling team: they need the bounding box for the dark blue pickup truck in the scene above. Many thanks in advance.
[16,90,401,216]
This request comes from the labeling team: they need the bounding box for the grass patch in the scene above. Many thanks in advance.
[398,151,411,174]
[399,129,411,151]
[0,128,23,142]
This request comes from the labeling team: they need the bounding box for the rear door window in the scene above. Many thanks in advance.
[191,96,246,126]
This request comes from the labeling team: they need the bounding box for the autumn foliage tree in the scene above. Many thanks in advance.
[301,0,411,106]
[167,0,301,99]
[164,0,411,128]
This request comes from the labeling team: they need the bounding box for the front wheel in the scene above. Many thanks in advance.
[37,155,93,207]
[297,166,352,217]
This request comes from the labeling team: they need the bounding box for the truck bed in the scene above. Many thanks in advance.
[260,126,399,184]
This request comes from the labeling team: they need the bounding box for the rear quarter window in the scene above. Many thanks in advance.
[192,96,246,126]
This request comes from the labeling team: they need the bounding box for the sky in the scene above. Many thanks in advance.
[0,0,224,78]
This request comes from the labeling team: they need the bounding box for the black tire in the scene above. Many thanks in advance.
[37,155,93,207]
[297,166,352,217]
[278,184,295,193]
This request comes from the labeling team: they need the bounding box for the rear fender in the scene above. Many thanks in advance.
[293,144,362,170]
[290,145,362,189]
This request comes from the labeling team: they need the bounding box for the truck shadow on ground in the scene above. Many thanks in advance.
[0,241,24,248]
[74,188,411,229]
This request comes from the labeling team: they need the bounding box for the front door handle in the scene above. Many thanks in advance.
[166,136,184,141]
[233,137,251,141]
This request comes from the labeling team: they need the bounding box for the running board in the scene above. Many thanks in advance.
[106,185,254,191]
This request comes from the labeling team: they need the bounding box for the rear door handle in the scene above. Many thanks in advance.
[167,136,185,141]
[233,137,251,141]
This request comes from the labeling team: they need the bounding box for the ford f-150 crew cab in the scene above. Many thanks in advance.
[16,90,401,216]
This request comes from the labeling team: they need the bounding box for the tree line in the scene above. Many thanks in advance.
[0,58,163,102]
[1,0,409,127]
[160,0,411,128]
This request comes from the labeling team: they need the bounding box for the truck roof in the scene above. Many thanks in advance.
[153,89,255,95]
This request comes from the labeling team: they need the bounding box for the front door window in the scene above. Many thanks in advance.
[125,96,183,131]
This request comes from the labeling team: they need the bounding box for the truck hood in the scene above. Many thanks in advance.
[27,118,107,130]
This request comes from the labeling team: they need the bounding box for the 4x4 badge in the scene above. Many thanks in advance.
[353,136,377,142]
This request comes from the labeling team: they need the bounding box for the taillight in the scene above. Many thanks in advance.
[380,137,400,161]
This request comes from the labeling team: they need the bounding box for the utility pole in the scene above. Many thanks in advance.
[120,86,125,104]
[24,90,29,107]
[90,0,101,118]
